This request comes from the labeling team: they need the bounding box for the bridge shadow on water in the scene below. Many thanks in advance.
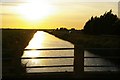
[86,48,120,69]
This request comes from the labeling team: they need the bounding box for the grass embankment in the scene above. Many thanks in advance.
[47,30,120,65]
[48,30,120,48]
[2,29,36,78]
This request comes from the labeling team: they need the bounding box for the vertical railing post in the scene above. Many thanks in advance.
[74,44,84,77]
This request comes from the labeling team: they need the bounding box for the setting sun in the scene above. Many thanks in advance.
[16,0,55,22]
[1,0,118,29]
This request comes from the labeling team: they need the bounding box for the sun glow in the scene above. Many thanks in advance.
[16,0,55,21]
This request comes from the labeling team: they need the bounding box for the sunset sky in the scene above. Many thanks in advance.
[1,0,120,29]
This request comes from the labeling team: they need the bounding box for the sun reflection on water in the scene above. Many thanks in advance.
[22,31,45,66]
[26,31,45,49]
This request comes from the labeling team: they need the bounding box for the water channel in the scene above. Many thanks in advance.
[21,31,119,73]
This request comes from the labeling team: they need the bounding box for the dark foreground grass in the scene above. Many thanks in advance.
[2,29,36,78]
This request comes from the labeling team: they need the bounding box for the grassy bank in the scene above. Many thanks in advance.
[2,29,36,78]
[48,30,120,48]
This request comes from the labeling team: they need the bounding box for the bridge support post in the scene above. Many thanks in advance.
[74,45,84,77]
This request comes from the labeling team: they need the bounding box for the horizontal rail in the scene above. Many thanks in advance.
[3,57,120,59]
[3,57,120,60]
[21,56,74,59]
[3,48,120,51]
[26,65,73,68]
[24,48,74,51]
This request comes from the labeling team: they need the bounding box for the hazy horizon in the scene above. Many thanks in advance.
[1,0,120,29]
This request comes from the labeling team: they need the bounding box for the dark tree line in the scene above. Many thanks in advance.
[83,10,120,35]
[55,27,76,31]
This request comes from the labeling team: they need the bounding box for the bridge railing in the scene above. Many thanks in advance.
[2,45,120,76]
[22,48,74,73]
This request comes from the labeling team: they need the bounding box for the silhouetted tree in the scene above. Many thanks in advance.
[83,10,119,35]
[112,19,120,35]
[60,27,68,31]
[70,28,75,30]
